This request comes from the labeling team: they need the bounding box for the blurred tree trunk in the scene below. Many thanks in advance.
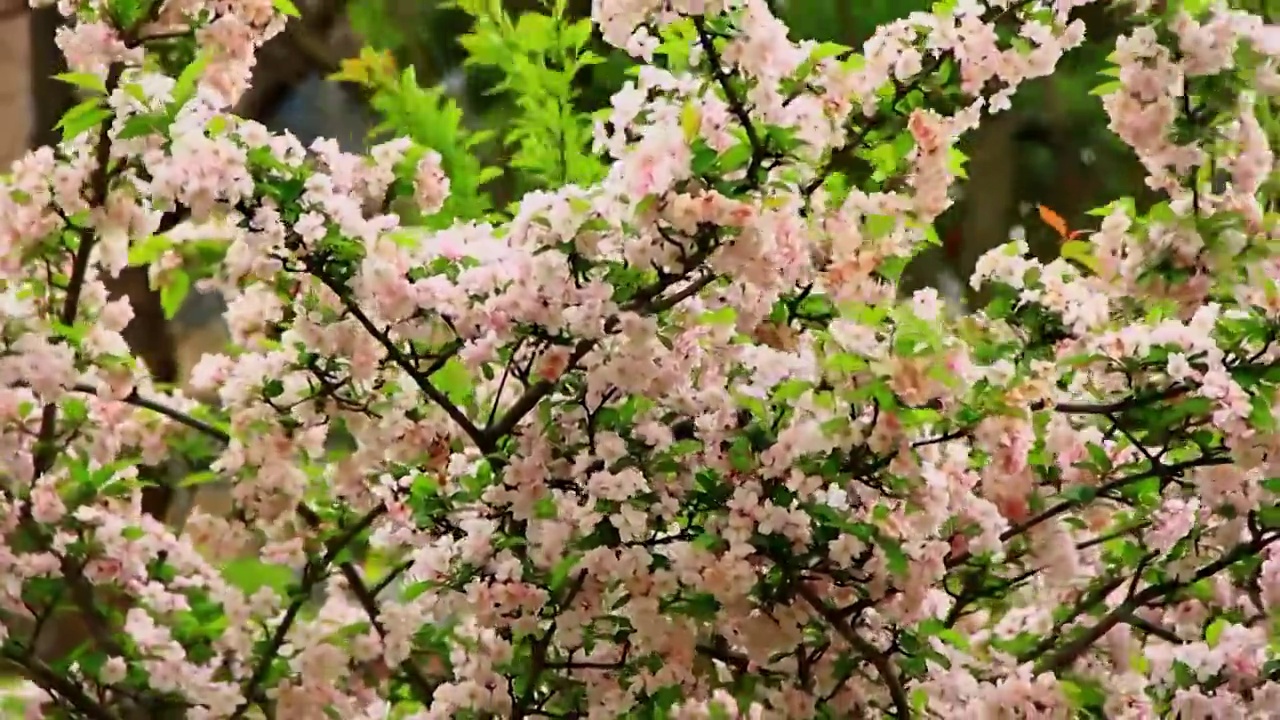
[896,107,1023,302]
[237,0,361,122]
[27,5,72,149]
[0,2,30,169]
[172,0,371,399]
[901,3,1136,307]
[955,109,1021,299]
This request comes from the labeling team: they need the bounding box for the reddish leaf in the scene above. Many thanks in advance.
[1038,204,1069,239]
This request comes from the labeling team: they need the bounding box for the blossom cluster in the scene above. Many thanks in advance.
[1,0,1279,718]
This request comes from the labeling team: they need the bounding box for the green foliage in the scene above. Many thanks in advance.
[452,0,608,193]
[341,0,611,219]
[334,50,500,226]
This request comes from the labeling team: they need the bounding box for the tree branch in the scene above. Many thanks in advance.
[797,582,910,719]
[1124,612,1183,644]
[69,383,230,443]
[308,268,487,449]
[1049,384,1188,415]
[1,648,118,720]
[230,505,387,718]
[947,452,1230,569]
[293,504,438,704]
[1033,534,1278,674]
[693,18,766,182]
[30,65,124,480]
[485,249,719,445]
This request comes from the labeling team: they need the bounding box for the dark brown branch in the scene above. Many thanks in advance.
[1034,534,1278,674]
[14,65,134,680]
[30,65,124,479]
[796,583,910,719]
[293,504,437,704]
[485,249,719,445]
[67,383,230,443]
[233,0,356,121]
[230,505,387,718]
[512,571,588,719]
[1124,613,1183,644]
[1048,384,1187,415]
[27,3,75,149]
[692,18,766,182]
[947,453,1230,569]
[1,648,118,720]
[310,270,486,449]
[1018,575,1127,665]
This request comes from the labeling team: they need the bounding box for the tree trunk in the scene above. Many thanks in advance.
[27,6,72,149]
[0,2,30,169]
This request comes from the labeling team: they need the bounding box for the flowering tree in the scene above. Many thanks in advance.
[2,0,1280,717]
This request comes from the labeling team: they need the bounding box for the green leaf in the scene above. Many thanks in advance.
[123,82,149,104]
[1084,442,1112,472]
[864,214,896,239]
[1060,678,1107,709]
[262,379,285,399]
[1061,240,1099,274]
[1205,617,1227,647]
[50,320,87,344]
[910,688,929,713]
[935,626,970,651]
[680,101,701,143]
[533,495,557,519]
[699,306,737,326]
[1250,393,1276,433]
[272,0,301,16]
[430,357,474,407]
[773,379,811,402]
[717,141,752,171]
[1258,506,1280,528]
[206,114,229,136]
[669,439,702,455]
[57,98,112,142]
[548,554,580,593]
[221,558,294,595]
[692,532,720,551]
[1060,485,1097,503]
[880,538,910,577]
[171,52,211,111]
[728,438,754,472]
[55,72,108,95]
[877,255,910,283]
[117,113,168,140]
[1090,80,1123,96]
[178,470,221,488]
[128,234,173,265]
[160,270,191,320]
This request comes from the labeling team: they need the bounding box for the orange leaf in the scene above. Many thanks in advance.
[1037,204,1069,239]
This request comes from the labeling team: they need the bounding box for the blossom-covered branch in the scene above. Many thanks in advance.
[1,0,1279,718]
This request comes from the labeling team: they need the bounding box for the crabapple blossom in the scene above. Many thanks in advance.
[2,0,1280,718]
